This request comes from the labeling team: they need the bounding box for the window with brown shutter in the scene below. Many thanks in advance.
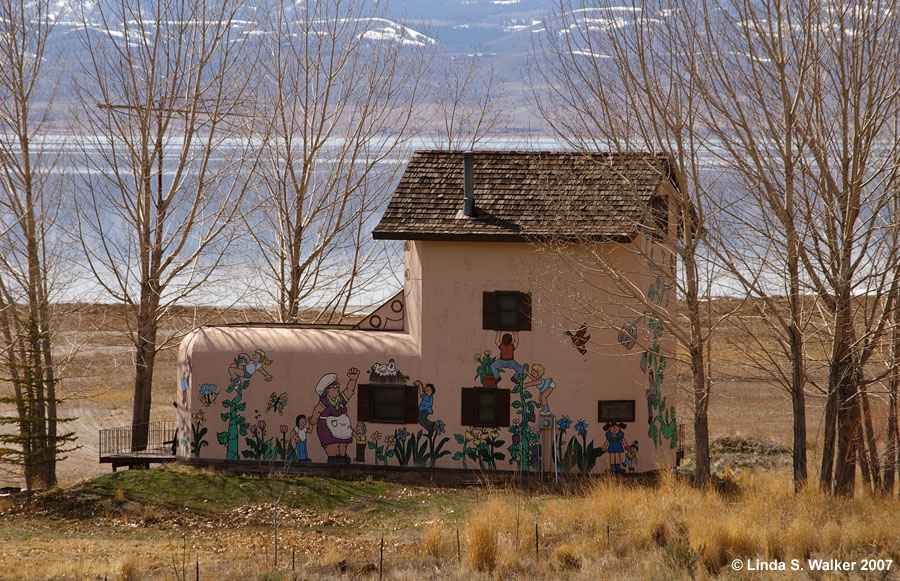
[461,387,511,427]
[482,291,531,331]
[360,384,412,423]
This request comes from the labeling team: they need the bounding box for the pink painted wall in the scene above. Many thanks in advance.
[176,234,678,473]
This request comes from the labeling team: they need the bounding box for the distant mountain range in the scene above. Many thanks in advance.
[37,0,635,133]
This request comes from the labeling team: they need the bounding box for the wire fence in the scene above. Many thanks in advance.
[99,421,176,457]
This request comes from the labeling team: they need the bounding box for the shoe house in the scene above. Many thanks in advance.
[175,151,680,474]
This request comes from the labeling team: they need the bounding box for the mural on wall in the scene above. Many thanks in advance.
[198,383,219,407]
[293,414,310,462]
[354,422,367,463]
[367,430,394,465]
[522,363,555,416]
[624,440,639,472]
[309,367,359,463]
[267,391,289,415]
[492,331,522,386]
[244,411,277,460]
[618,238,678,450]
[554,416,604,474]
[217,349,274,460]
[453,427,505,470]
[369,359,407,384]
[565,324,592,355]
[228,349,273,385]
[603,422,629,473]
[474,350,499,386]
[509,364,540,471]
[190,410,209,457]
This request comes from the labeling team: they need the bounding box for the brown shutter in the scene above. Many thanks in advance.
[356,384,372,422]
[461,388,476,426]
[483,292,497,330]
[496,389,511,427]
[404,384,418,423]
[517,292,532,331]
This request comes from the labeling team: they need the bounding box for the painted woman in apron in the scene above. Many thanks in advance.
[309,367,360,463]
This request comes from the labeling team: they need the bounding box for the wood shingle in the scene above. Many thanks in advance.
[372,150,676,241]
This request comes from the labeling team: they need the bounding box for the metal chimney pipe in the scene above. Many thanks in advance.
[463,152,475,217]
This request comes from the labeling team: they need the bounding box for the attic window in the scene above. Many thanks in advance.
[598,400,636,423]
[483,291,532,331]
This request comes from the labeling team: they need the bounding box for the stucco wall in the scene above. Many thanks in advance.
[176,236,678,474]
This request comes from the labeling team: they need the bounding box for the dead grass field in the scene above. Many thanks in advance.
[1,301,898,580]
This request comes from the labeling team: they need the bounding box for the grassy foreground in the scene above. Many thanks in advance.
[1,465,899,580]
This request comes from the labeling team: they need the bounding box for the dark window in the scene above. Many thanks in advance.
[650,197,668,240]
[483,291,531,331]
[598,400,636,423]
[461,387,511,427]
[357,384,418,424]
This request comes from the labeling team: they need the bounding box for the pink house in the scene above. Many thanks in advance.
[175,151,679,474]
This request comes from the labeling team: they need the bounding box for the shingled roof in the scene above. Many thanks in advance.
[371,150,677,242]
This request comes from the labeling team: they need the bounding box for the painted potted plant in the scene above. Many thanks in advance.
[474,350,499,387]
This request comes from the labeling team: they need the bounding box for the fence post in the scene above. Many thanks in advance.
[379,534,384,580]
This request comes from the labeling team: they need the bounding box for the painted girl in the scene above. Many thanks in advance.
[603,422,628,473]
[228,349,273,384]
[309,367,360,463]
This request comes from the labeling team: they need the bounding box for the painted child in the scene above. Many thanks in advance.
[603,422,628,473]
[228,349,273,384]
[491,331,522,383]
[624,440,639,472]
[523,363,555,415]
[293,414,310,462]
[354,422,367,463]
[415,380,436,434]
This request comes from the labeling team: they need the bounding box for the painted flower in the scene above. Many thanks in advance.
[474,353,482,362]
[574,420,588,435]
[557,416,572,432]
[199,383,218,395]
[191,410,205,427]
[257,419,266,431]
[370,431,382,442]
[384,434,396,447]
[250,424,259,436]
[472,435,483,447]
[434,420,446,436]
[464,430,474,442]
[395,427,409,444]
[489,429,499,440]
[279,424,289,434]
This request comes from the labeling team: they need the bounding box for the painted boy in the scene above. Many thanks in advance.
[523,363,555,415]
[491,331,522,383]
[293,414,310,461]
[415,380,436,434]
[228,349,273,385]
[354,422,367,463]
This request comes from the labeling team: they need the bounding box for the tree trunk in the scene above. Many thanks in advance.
[131,292,160,452]
[859,388,881,493]
[820,387,838,493]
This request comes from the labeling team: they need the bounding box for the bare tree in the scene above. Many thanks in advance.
[245,0,431,323]
[529,0,723,488]
[426,52,507,150]
[686,0,818,492]
[73,0,257,450]
[0,0,75,489]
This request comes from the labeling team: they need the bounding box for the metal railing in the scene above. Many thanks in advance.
[99,421,176,457]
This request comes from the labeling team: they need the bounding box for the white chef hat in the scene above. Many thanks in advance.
[315,373,339,395]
